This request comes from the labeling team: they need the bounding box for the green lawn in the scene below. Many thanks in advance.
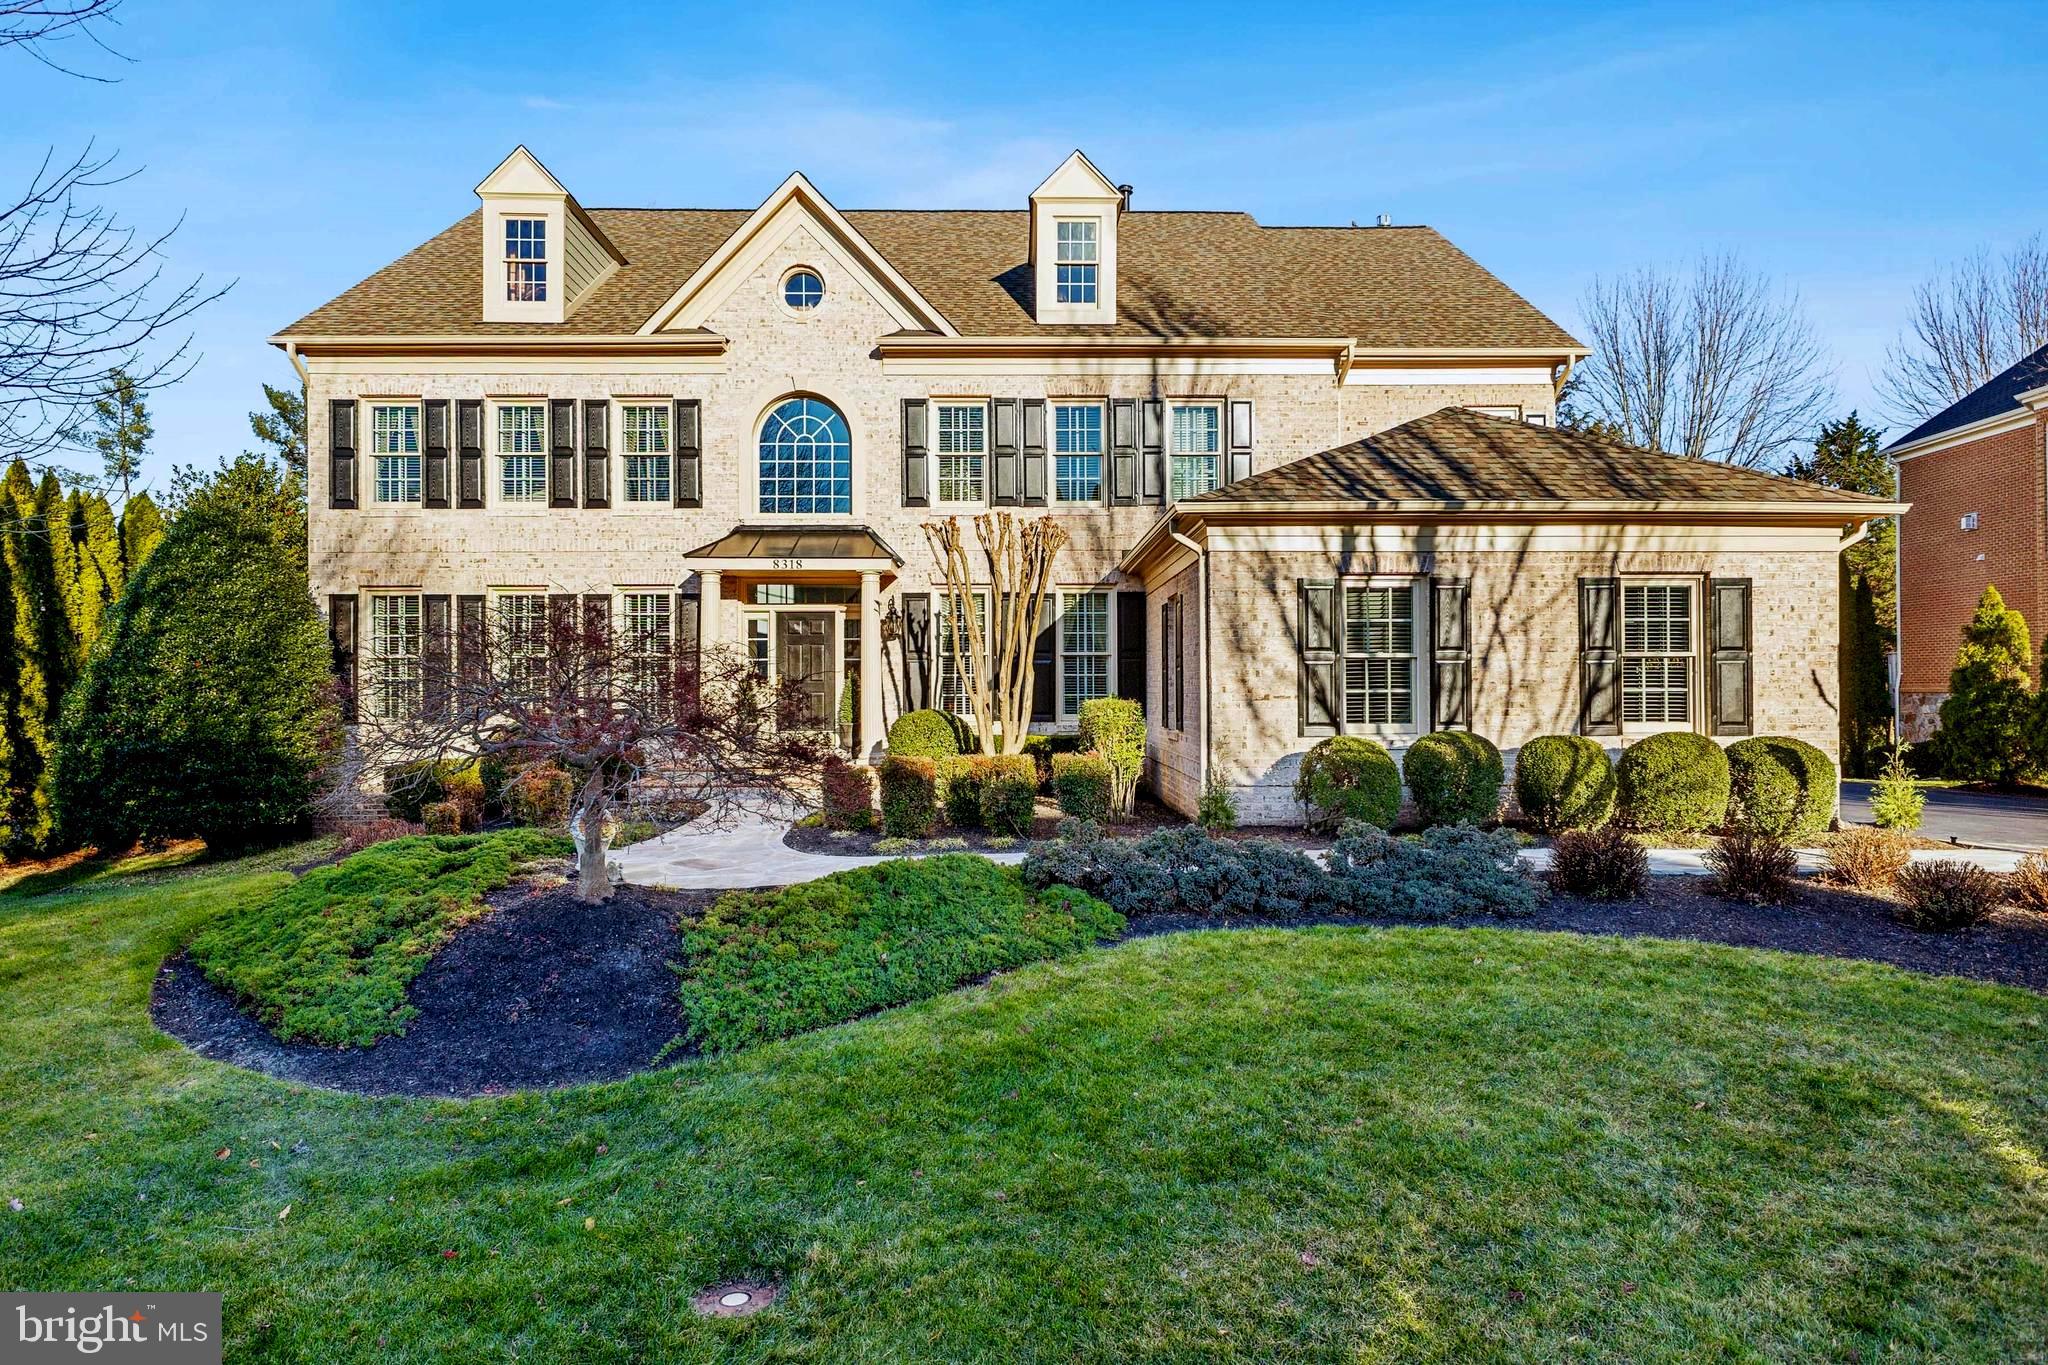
[1,846,2044,1361]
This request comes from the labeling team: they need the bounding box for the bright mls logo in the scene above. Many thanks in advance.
[7,1294,220,1362]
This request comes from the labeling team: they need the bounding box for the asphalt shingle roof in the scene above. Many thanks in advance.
[1192,407,1889,506]
[275,207,1581,349]
[1890,342,2048,450]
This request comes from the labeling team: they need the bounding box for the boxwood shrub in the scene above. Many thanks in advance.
[980,762,1037,837]
[1051,752,1113,822]
[1512,735,1617,833]
[677,855,1122,1052]
[887,708,969,759]
[1402,730,1505,826]
[1616,733,1731,833]
[940,755,993,829]
[879,755,938,837]
[1725,736,1836,839]
[1293,735,1401,830]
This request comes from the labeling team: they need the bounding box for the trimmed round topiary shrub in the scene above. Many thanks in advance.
[1512,734,1617,833]
[1725,736,1836,839]
[1051,751,1112,822]
[1616,733,1731,833]
[1402,730,1505,827]
[1293,736,1401,831]
[887,708,969,759]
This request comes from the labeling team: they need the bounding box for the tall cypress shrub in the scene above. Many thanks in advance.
[119,492,164,574]
[0,462,57,850]
[1932,585,2033,783]
[1839,568,1891,779]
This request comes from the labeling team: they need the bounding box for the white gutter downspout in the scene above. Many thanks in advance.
[1167,524,1210,798]
[282,339,309,387]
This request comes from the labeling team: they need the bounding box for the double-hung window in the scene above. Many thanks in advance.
[1621,582,1694,729]
[367,593,422,719]
[1055,220,1098,304]
[1059,591,1110,717]
[620,404,671,504]
[1343,584,1416,729]
[370,404,421,505]
[1053,403,1103,503]
[504,217,547,302]
[1169,403,1222,500]
[935,591,985,718]
[621,591,673,702]
[496,404,548,504]
[496,592,548,701]
[935,403,986,503]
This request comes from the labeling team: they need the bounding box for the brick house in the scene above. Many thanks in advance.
[1890,343,2048,740]
[275,146,1895,823]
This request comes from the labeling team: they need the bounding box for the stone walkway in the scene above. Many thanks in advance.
[618,810,2029,891]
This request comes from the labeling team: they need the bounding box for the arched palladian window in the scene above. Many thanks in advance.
[758,397,851,515]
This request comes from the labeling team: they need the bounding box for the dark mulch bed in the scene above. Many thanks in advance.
[151,880,708,1099]
[785,796,1327,856]
[1129,876,2048,993]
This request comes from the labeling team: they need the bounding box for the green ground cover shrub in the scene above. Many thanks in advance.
[1294,736,1401,830]
[1324,823,1540,919]
[1403,731,1505,826]
[1617,733,1731,832]
[186,829,568,1046]
[1513,735,1616,832]
[676,854,1121,1052]
[1726,736,1835,839]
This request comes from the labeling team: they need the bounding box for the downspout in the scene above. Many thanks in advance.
[283,339,309,387]
[1167,524,1210,798]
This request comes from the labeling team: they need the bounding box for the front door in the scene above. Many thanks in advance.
[776,612,836,728]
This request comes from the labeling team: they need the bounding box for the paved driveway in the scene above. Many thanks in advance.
[1841,780,2048,851]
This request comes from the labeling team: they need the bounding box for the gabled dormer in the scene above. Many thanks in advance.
[475,146,622,324]
[1029,150,1122,326]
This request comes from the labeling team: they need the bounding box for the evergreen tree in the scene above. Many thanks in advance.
[1787,412,1896,639]
[54,455,338,853]
[0,461,56,849]
[119,491,163,574]
[248,382,307,477]
[1933,584,2034,782]
[76,367,153,506]
[1839,568,1891,778]
[70,493,124,659]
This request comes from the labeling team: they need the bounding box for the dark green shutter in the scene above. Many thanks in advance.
[1117,590,1146,710]
[328,400,357,509]
[329,594,358,721]
[673,399,701,508]
[900,592,932,711]
[1227,400,1254,486]
[1431,577,1472,730]
[456,595,485,688]
[1579,577,1621,737]
[421,594,451,718]
[1020,399,1047,506]
[548,399,577,507]
[582,401,609,508]
[1109,399,1138,505]
[1031,597,1055,722]
[990,398,1020,505]
[1299,580,1338,736]
[422,400,450,508]
[901,399,930,508]
[456,401,485,508]
[1140,400,1166,502]
[1709,578,1753,736]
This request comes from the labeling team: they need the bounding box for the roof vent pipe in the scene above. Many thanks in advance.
[1117,184,1134,212]
[1376,213,1391,227]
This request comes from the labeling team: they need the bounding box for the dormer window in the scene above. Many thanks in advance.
[503,217,548,302]
[1055,220,1099,304]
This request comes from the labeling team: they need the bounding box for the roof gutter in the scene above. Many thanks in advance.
[1180,497,1910,520]
[876,335,1355,362]
[268,333,730,357]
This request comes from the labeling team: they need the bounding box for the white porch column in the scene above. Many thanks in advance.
[697,570,723,657]
[859,570,884,762]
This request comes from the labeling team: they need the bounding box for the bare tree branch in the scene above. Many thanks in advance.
[1879,234,2048,423]
[1,0,128,80]
[1573,254,1833,468]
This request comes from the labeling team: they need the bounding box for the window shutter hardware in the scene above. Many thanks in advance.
[672,399,702,508]
[1578,577,1622,737]
[1109,399,1138,505]
[329,594,358,722]
[1140,399,1166,503]
[548,399,577,507]
[1709,578,1753,736]
[1020,399,1047,506]
[1430,577,1472,731]
[456,400,485,508]
[901,399,930,508]
[1227,400,1254,486]
[1298,579,1339,736]
[581,400,609,508]
[990,398,1020,505]
[328,400,357,510]
[421,400,451,509]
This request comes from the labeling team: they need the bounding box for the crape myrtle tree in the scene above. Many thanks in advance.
[352,603,832,902]
[923,511,1069,755]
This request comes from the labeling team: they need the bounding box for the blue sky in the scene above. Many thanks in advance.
[8,0,2045,487]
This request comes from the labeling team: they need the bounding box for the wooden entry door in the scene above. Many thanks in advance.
[776,612,836,728]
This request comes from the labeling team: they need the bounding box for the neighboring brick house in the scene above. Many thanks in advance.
[1889,343,2048,740]
[274,146,1896,822]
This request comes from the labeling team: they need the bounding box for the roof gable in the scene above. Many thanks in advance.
[474,145,568,198]
[636,173,957,337]
[1031,150,1120,200]
[1890,342,2048,452]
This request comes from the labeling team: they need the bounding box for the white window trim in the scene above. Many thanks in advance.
[1168,399,1225,502]
[1054,587,1116,721]
[612,397,675,512]
[365,590,423,720]
[1338,575,1429,742]
[490,588,550,698]
[366,400,424,509]
[753,395,861,522]
[502,214,549,305]
[487,397,550,514]
[1619,576,1701,736]
[1053,218,1101,306]
[776,264,828,321]
[1050,400,1106,506]
[616,586,677,699]
[931,398,989,508]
